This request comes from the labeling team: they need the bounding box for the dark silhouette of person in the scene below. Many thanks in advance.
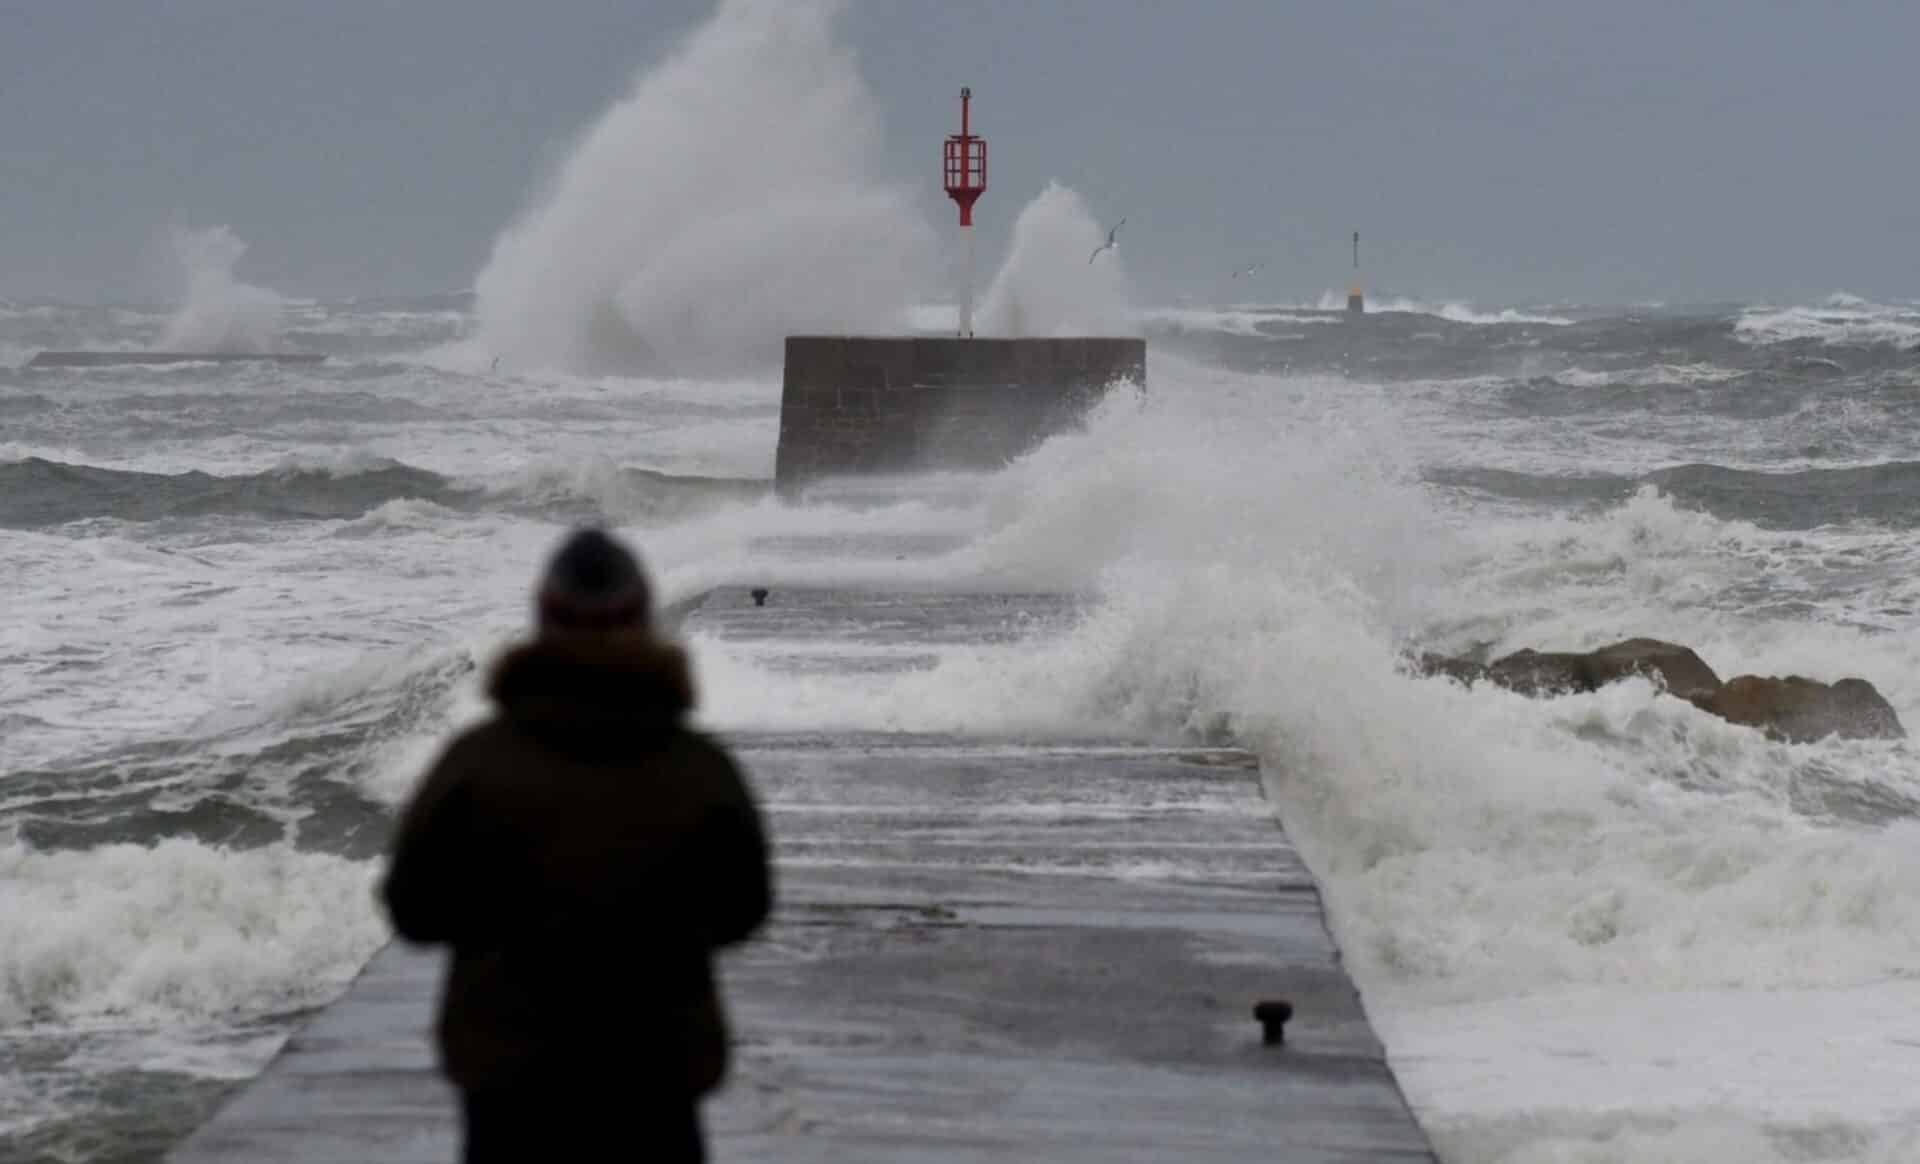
[381,526,772,1163]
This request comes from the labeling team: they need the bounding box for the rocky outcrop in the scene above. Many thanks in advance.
[1450,637,1721,701]
[1695,675,1904,743]
[1414,652,1492,688]
[1482,649,1592,696]
[1413,637,1903,741]
[1586,638,1724,703]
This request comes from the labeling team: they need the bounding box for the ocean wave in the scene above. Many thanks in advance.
[0,456,466,528]
[1642,462,1920,526]
[1551,363,1747,387]
[0,840,384,1028]
[282,306,467,339]
[683,373,1920,1160]
[5,643,478,855]
[483,459,769,523]
[1429,462,1920,529]
[1314,291,1574,325]
[977,182,1133,338]
[1138,306,1337,336]
[328,496,470,536]
[0,392,57,416]
[156,227,285,356]
[0,836,385,1164]
[1735,295,1920,349]
[0,453,770,529]
[472,1,933,375]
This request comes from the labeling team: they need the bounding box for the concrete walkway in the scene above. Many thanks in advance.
[166,589,1434,1162]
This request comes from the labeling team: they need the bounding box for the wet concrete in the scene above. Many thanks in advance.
[166,588,1434,1162]
[774,336,1145,491]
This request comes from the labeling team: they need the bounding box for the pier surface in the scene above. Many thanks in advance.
[165,587,1433,1162]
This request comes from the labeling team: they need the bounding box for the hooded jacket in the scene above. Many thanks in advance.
[380,630,771,1097]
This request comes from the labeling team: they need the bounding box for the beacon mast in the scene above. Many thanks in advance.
[1347,231,1365,315]
[943,87,987,338]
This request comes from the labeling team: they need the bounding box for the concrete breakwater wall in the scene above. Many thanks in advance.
[774,336,1145,493]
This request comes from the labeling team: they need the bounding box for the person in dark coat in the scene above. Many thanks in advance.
[381,526,772,1164]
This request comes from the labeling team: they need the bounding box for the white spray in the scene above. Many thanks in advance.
[472,0,935,377]
[978,182,1134,338]
[676,358,1920,1159]
[157,226,285,353]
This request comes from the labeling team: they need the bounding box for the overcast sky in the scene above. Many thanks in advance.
[3,0,1914,307]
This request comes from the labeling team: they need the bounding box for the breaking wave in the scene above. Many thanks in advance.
[472,0,934,376]
[1428,461,1920,528]
[976,182,1133,338]
[684,368,1920,1161]
[1313,291,1574,326]
[0,455,769,529]
[156,228,286,355]
[0,841,384,1028]
[1736,294,1920,350]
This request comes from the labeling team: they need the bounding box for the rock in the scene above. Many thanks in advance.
[1477,638,1718,699]
[1413,636,1903,742]
[1699,675,1905,742]
[1485,649,1598,696]
[1412,652,1490,687]
[1582,638,1722,703]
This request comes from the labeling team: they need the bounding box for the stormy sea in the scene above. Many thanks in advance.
[8,3,1920,1160]
[6,286,1920,1163]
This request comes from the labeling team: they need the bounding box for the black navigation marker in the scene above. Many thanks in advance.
[750,588,769,607]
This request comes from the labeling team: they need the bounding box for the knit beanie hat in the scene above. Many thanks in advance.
[536,527,651,632]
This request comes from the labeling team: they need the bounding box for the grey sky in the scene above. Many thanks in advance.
[3,0,1914,307]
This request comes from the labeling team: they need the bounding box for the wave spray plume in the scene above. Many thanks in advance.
[473,0,934,377]
[157,226,285,354]
[978,182,1133,338]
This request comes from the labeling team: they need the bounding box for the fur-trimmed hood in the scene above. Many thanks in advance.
[486,630,696,739]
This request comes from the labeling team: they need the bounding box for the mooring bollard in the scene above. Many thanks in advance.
[1253,999,1294,1046]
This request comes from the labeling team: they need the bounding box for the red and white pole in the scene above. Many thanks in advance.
[944,88,987,338]
[962,212,976,338]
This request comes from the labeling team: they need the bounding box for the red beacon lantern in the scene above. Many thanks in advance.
[943,87,987,337]
[943,86,987,226]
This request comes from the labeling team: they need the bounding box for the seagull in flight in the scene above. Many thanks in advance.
[1231,261,1264,280]
[1088,218,1126,264]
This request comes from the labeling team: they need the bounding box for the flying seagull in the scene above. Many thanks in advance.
[1088,218,1126,264]
[1231,261,1264,279]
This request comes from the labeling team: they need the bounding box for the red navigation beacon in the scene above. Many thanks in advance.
[943,86,987,227]
[943,87,987,337]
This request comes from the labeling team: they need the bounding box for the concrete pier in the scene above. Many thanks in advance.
[164,585,1433,1162]
[773,336,1145,493]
